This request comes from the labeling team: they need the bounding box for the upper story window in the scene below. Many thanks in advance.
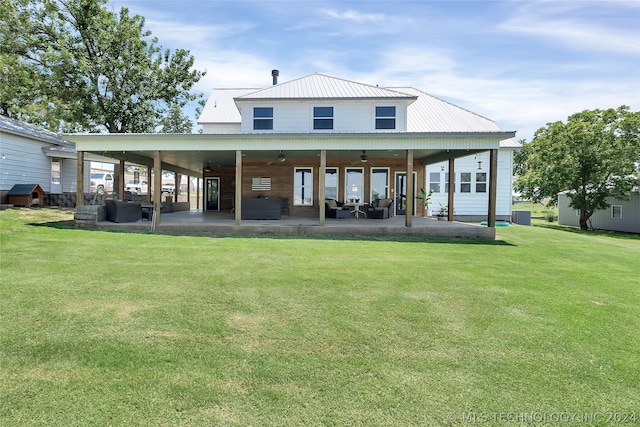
[313,107,334,130]
[253,107,273,130]
[375,106,396,130]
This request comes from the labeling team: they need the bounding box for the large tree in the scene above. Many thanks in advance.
[0,0,205,133]
[515,106,639,230]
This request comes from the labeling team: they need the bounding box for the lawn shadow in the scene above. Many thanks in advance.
[29,220,515,246]
[536,222,640,241]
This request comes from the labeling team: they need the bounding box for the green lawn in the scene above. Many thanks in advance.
[1,209,638,426]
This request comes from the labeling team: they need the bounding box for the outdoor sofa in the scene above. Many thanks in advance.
[368,198,394,219]
[241,196,282,220]
[325,199,351,219]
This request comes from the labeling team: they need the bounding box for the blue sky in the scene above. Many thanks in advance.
[109,0,639,141]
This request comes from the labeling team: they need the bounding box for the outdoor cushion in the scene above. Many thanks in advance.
[377,199,392,208]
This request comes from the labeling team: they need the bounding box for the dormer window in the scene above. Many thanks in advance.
[313,107,334,130]
[253,107,273,130]
[375,106,396,130]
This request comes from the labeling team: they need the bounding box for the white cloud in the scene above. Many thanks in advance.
[498,2,640,55]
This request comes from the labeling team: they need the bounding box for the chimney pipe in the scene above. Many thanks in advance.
[271,69,279,85]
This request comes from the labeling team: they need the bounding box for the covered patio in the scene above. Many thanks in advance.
[91,208,496,239]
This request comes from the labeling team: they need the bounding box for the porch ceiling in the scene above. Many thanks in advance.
[64,131,513,175]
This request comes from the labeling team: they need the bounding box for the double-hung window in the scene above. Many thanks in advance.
[476,172,487,193]
[253,107,273,130]
[612,205,622,219]
[314,107,333,130]
[375,106,396,130]
[294,167,313,206]
[429,172,441,193]
[445,172,455,193]
[460,173,471,193]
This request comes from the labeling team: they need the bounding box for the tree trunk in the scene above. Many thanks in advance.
[579,214,590,230]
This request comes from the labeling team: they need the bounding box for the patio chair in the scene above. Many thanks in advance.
[368,198,394,219]
[325,199,351,219]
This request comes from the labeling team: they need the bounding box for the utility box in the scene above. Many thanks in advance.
[7,184,45,207]
[512,210,531,226]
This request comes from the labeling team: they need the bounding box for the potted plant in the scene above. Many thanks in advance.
[416,187,433,217]
[437,203,448,221]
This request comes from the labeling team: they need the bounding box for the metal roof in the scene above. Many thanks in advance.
[391,87,504,133]
[235,74,418,101]
[0,115,70,146]
[197,88,257,124]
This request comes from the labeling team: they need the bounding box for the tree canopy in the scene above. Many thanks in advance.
[514,106,640,230]
[0,0,205,133]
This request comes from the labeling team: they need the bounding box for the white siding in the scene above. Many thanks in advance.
[202,123,241,134]
[239,100,409,134]
[0,131,53,192]
[426,149,514,217]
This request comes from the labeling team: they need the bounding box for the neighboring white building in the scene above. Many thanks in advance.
[0,115,81,204]
[0,115,112,206]
[558,192,640,234]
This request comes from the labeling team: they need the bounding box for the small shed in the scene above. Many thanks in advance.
[7,184,45,207]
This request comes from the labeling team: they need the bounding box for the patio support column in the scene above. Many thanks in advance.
[75,151,84,208]
[146,167,152,202]
[235,150,242,225]
[448,157,455,221]
[153,151,162,225]
[174,173,180,203]
[118,160,125,201]
[196,177,200,210]
[405,149,414,228]
[319,149,326,226]
[488,149,498,228]
[186,175,191,206]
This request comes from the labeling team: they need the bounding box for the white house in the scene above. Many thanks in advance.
[65,72,516,236]
[198,73,519,221]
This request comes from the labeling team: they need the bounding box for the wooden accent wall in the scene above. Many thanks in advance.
[203,156,425,217]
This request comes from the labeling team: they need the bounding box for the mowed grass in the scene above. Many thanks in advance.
[1,209,638,426]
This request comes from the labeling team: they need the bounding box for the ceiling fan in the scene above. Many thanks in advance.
[267,150,286,165]
[352,150,374,166]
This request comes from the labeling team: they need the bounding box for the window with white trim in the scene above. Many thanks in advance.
[429,172,441,193]
[375,106,396,130]
[313,107,333,130]
[460,172,471,193]
[325,168,339,200]
[293,167,313,206]
[370,168,389,200]
[476,172,487,193]
[345,167,364,203]
[253,107,273,130]
[444,172,455,193]
[612,205,622,219]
